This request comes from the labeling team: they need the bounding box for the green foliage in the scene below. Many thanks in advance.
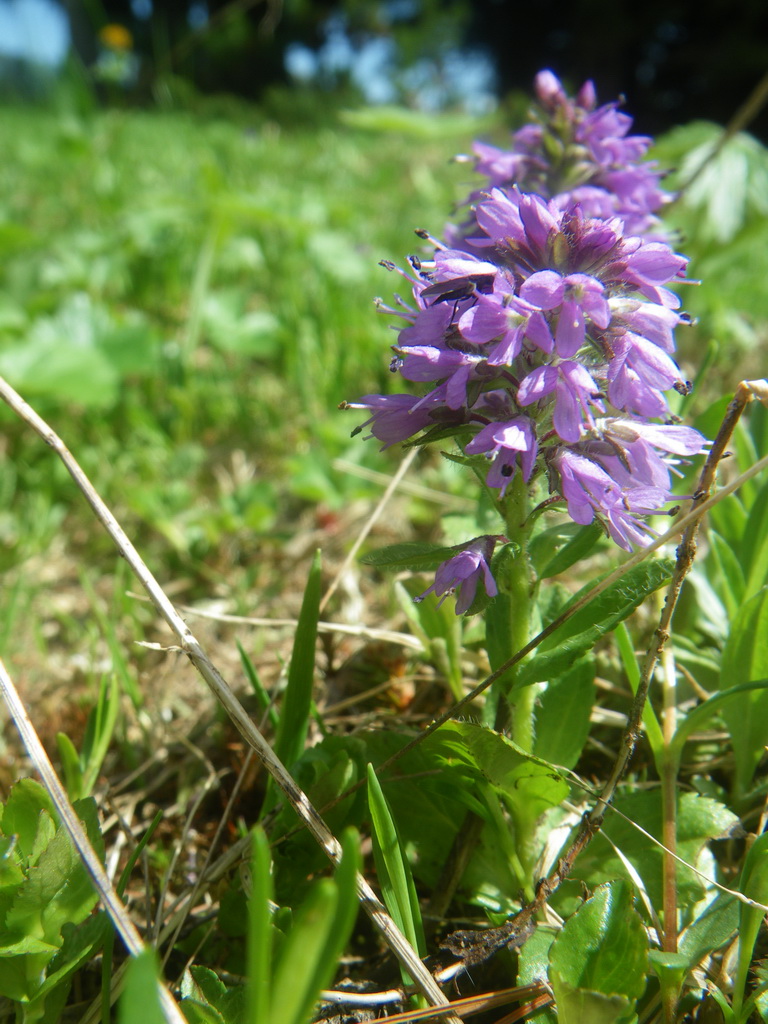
[57,673,120,801]
[572,791,738,913]
[515,558,674,687]
[119,950,166,1024]
[367,763,426,984]
[0,779,105,1021]
[655,122,768,347]
[395,579,465,700]
[719,588,768,798]
[549,881,648,1024]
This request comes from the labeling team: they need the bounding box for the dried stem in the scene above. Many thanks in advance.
[0,657,188,1024]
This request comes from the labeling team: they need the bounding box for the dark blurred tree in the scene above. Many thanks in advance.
[465,0,768,139]
[72,0,768,138]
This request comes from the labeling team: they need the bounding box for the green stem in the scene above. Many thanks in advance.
[489,472,536,749]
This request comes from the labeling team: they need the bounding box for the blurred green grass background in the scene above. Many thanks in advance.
[0,100,490,578]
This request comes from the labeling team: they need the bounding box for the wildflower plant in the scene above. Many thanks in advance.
[344,71,708,750]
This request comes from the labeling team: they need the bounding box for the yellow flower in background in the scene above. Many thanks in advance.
[99,24,133,52]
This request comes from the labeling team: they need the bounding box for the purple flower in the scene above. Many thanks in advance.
[416,537,499,614]
[465,417,538,496]
[344,391,444,448]
[344,70,709,612]
[553,448,668,551]
[517,361,604,444]
[461,70,671,240]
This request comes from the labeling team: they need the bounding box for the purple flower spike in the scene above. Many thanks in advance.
[345,70,708,612]
[416,537,499,615]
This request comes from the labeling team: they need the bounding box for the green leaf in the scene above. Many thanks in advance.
[238,640,279,731]
[269,880,338,1024]
[670,680,768,766]
[678,892,738,968]
[421,721,569,834]
[1,779,57,859]
[395,580,464,701]
[367,764,426,966]
[56,733,84,803]
[707,530,746,618]
[533,657,595,770]
[179,1000,226,1024]
[118,950,165,1024]
[246,828,274,1024]
[80,673,120,797]
[549,880,648,1024]
[719,588,768,796]
[517,930,557,1024]
[733,831,768,1019]
[741,478,768,599]
[531,522,603,580]
[649,950,690,1010]
[28,913,108,1015]
[516,559,674,687]
[361,542,459,572]
[273,550,322,771]
[572,792,738,912]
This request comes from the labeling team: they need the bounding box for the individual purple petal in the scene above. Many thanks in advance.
[520,270,564,309]
[555,299,586,357]
[552,377,586,443]
[488,326,524,365]
[525,309,555,352]
[517,365,558,404]
[618,301,681,353]
[566,274,610,328]
[398,346,479,383]
[609,334,680,392]
[625,243,688,286]
[518,192,560,252]
[625,422,708,456]
[458,297,507,344]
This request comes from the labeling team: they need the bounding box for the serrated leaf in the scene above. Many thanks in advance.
[549,880,648,1022]
[516,559,674,687]
[1,779,57,860]
[178,1000,226,1024]
[421,721,569,831]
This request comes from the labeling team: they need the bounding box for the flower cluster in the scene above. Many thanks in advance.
[344,72,707,613]
[454,69,671,241]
